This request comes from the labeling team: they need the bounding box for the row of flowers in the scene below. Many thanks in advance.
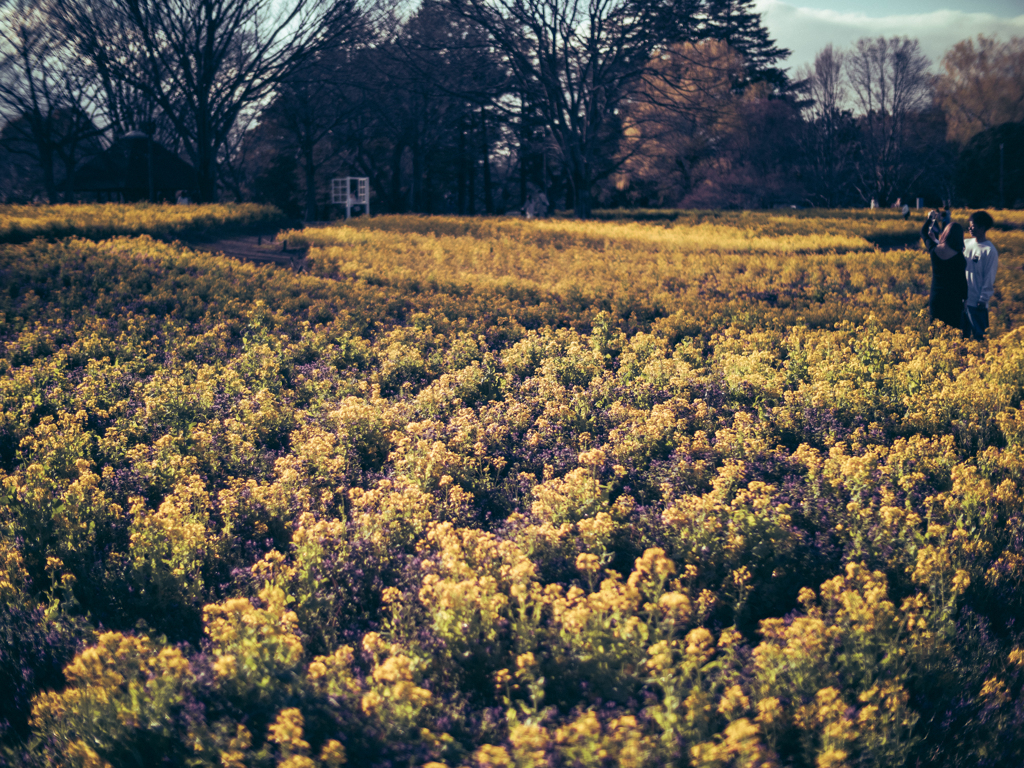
[0,210,1022,766]
[0,203,289,244]
[290,212,1024,337]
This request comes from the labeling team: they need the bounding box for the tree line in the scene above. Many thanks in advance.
[1,0,1022,217]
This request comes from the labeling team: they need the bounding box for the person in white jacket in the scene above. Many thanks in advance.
[962,210,998,340]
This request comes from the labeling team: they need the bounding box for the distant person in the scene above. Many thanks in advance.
[176,190,191,205]
[921,212,967,329]
[962,210,998,340]
[535,189,549,217]
[523,186,549,220]
[901,200,910,220]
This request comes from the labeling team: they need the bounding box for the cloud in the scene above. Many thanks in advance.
[754,1,1024,74]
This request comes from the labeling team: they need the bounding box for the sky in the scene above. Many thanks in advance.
[753,0,1024,76]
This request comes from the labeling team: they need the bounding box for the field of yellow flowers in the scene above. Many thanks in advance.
[2,205,1024,767]
[0,203,288,244]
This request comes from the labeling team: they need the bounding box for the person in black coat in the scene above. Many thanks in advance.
[921,213,968,328]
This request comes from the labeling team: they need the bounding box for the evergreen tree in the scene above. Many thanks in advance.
[698,0,790,91]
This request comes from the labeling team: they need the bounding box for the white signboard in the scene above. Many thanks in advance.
[331,177,370,219]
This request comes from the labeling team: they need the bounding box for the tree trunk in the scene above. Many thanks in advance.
[40,143,58,204]
[458,118,467,214]
[481,108,493,214]
[304,165,317,221]
[197,144,218,202]
[303,140,317,221]
[198,167,217,202]
[425,151,435,214]
[412,143,422,212]
[574,182,591,218]
[62,149,77,202]
[467,116,476,216]
[519,95,528,210]
[195,107,217,202]
[572,155,591,218]
[391,142,404,213]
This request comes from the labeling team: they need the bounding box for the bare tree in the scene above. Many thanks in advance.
[445,0,701,218]
[269,58,351,221]
[54,0,365,202]
[804,45,845,124]
[612,39,744,206]
[846,36,932,206]
[390,0,510,214]
[798,44,856,206]
[937,35,1024,146]
[0,0,103,201]
[256,0,378,222]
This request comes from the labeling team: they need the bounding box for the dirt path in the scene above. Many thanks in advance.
[187,233,309,269]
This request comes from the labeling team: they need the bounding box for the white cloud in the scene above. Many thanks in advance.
[754,1,1024,74]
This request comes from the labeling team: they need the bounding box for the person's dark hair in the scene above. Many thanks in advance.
[938,222,964,254]
[969,211,994,232]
